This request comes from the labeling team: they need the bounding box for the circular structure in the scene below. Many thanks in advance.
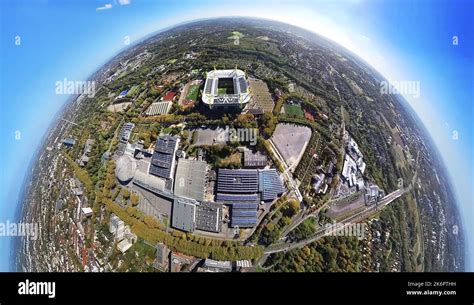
[115,155,137,183]
[19,17,464,272]
[202,69,251,108]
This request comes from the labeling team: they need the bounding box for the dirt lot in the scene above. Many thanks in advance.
[271,123,311,168]
[193,127,228,146]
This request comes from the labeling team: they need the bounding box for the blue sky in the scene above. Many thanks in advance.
[0,0,472,271]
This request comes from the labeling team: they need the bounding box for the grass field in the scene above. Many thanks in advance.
[186,84,199,101]
[227,31,245,39]
[126,85,140,97]
[218,88,228,94]
[284,103,304,118]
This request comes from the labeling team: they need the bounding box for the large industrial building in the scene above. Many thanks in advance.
[217,169,259,194]
[202,69,251,108]
[149,135,179,179]
[259,169,286,201]
[172,197,196,233]
[171,198,223,233]
[116,122,135,156]
[195,201,222,233]
[216,168,285,228]
[243,149,267,168]
[174,159,207,201]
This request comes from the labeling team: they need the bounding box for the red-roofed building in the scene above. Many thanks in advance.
[162,91,176,102]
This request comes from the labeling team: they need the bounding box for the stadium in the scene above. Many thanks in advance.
[202,69,251,108]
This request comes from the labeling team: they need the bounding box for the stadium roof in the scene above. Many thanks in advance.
[202,69,251,106]
[171,197,196,232]
[259,169,286,201]
[217,169,258,194]
[174,159,207,201]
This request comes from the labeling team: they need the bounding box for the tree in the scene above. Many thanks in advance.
[131,192,139,206]
[261,113,277,137]
[121,188,131,200]
[283,199,300,217]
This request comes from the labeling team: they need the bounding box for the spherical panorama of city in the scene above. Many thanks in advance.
[18,17,464,273]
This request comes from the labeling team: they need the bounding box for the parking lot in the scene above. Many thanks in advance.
[271,123,312,168]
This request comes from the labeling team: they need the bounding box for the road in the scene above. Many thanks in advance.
[267,139,303,202]
[263,186,408,255]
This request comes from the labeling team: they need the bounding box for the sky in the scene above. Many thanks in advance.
[0,0,472,271]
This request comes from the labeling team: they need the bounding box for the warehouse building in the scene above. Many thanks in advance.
[216,169,259,194]
[149,135,179,179]
[201,259,233,272]
[259,169,286,201]
[195,201,222,233]
[216,169,257,228]
[171,197,196,233]
[216,168,286,227]
[174,159,207,201]
[243,149,267,168]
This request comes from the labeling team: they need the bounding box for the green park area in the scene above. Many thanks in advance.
[284,103,304,118]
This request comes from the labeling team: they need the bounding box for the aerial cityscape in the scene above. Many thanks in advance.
[0,0,472,280]
[10,17,464,273]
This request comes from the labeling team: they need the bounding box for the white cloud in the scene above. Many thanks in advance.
[96,3,112,11]
[117,0,131,5]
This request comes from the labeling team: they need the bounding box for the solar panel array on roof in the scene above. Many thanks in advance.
[154,136,177,154]
[215,168,286,228]
[215,193,259,202]
[217,169,258,193]
[119,123,135,144]
[149,135,178,179]
[259,169,286,201]
[231,202,259,210]
[232,209,258,217]
[231,217,258,227]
